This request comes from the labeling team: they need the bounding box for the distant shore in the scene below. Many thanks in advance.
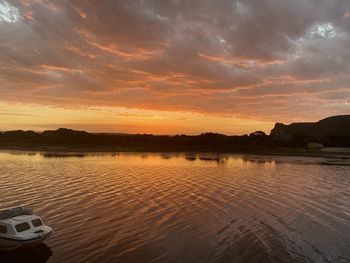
[1,127,349,162]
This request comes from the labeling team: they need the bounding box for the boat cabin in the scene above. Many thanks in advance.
[0,215,45,236]
[0,207,52,250]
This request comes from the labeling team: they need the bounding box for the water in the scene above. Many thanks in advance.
[0,151,349,263]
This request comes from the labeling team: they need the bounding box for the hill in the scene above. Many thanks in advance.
[270,115,350,146]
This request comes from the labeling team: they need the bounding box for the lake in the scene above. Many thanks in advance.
[0,151,349,263]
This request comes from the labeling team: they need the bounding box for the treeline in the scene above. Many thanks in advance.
[0,128,349,152]
[0,128,272,152]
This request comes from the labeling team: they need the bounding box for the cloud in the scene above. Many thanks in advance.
[0,111,35,116]
[0,0,349,123]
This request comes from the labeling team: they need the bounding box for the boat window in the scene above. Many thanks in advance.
[32,219,43,227]
[15,222,30,232]
[0,225,7,234]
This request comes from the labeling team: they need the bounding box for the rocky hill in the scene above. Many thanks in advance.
[270,115,350,145]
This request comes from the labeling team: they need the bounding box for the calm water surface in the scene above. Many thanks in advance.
[0,152,349,263]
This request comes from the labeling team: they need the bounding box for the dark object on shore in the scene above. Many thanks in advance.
[249,131,267,137]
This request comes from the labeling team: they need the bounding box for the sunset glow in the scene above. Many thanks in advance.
[0,102,273,134]
[1,1,349,134]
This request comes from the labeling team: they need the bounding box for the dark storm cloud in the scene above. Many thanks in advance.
[0,0,349,122]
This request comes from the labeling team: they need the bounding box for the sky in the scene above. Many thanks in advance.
[0,0,349,134]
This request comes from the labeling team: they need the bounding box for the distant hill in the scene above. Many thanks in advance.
[0,115,349,152]
[270,115,350,146]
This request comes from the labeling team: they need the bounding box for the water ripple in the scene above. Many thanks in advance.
[0,152,349,262]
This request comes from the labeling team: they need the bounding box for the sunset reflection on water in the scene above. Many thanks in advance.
[0,152,349,263]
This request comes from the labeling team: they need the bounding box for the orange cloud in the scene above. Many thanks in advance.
[0,0,349,134]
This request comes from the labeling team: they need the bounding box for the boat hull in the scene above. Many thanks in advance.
[0,232,52,251]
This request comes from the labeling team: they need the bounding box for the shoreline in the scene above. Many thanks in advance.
[1,146,350,159]
[1,146,350,166]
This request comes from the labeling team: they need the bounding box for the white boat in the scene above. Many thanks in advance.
[0,207,53,250]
